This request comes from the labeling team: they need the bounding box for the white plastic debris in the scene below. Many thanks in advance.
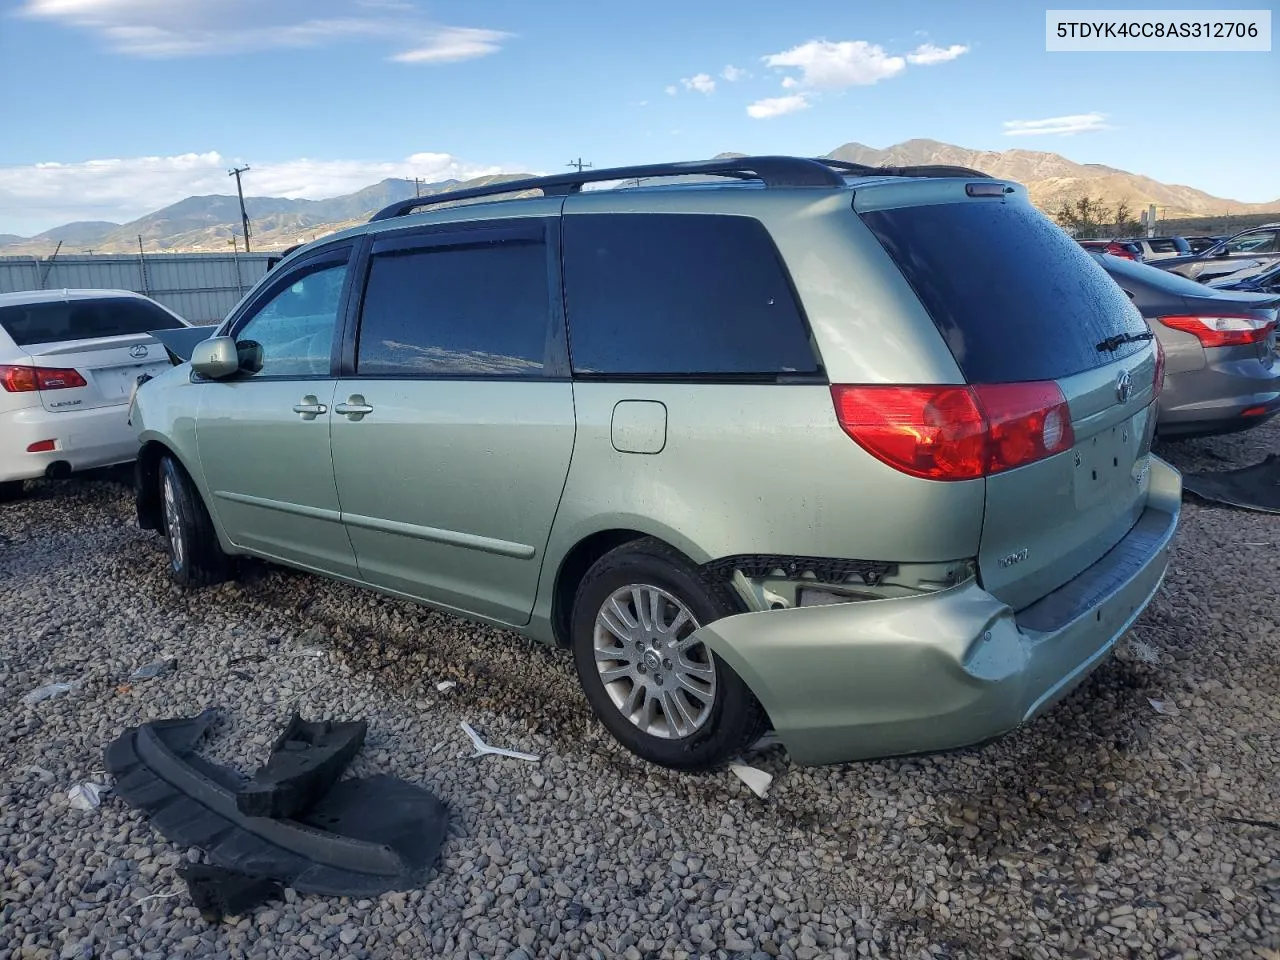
[68,782,108,811]
[435,681,457,693]
[1148,698,1167,714]
[729,762,773,799]
[23,682,74,707]
[130,659,176,681]
[1126,638,1161,665]
[459,722,540,763]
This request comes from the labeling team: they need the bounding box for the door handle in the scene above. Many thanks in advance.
[293,395,328,420]
[334,395,374,421]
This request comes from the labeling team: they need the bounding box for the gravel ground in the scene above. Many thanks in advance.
[1,424,1278,960]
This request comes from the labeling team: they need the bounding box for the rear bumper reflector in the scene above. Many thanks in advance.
[27,439,57,453]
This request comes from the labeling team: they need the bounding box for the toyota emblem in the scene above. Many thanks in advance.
[1115,369,1132,404]
[129,344,149,359]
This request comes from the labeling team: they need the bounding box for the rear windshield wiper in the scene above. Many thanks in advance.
[1095,331,1154,352]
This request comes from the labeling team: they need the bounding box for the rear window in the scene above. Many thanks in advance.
[862,201,1150,383]
[562,213,819,377]
[0,297,181,347]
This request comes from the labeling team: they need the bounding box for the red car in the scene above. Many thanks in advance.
[1078,239,1144,261]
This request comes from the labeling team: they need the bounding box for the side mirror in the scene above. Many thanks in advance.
[191,336,240,379]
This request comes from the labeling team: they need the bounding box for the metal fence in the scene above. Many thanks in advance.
[0,253,275,325]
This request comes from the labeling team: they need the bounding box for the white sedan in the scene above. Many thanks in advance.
[0,289,191,501]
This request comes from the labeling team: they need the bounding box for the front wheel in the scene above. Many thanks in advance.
[570,538,766,770]
[159,455,230,588]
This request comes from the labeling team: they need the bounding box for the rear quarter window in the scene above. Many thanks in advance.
[562,213,820,377]
[862,200,1149,383]
[0,297,181,347]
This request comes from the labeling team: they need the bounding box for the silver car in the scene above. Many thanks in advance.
[130,157,1181,769]
[1095,254,1280,438]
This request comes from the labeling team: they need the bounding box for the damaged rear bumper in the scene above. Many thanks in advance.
[694,457,1181,766]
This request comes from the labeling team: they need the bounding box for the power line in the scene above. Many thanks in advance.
[567,157,593,172]
[228,165,252,253]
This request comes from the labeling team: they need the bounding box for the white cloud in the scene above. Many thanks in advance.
[681,73,716,94]
[746,94,810,119]
[18,0,511,62]
[390,26,509,63]
[1003,112,1111,136]
[906,42,969,65]
[665,85,678,95]
[0,151,516,235]
[763,40,905,89]
[721,64,749,81]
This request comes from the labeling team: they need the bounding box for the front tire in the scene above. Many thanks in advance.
[159,455,230,588]
[570,538,766,770]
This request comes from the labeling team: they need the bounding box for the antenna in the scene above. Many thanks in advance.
[228,165,252,253]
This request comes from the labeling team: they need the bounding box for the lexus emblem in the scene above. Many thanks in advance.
[1115,369,1132,404]
[129,344,149,359]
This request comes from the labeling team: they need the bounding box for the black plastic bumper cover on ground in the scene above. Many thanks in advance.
[235,713,368,819]
[104,710,447,897]
[1183,454,1280,514]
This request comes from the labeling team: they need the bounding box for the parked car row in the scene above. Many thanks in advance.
[1154,223,1280,282]
[0,157,1265,773]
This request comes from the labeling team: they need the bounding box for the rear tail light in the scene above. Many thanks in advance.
[0,364,88,392]
[831,382,1075,481]
[1153,338,1166,397]
[1105,241,1138,260]
[1158,314,1276,349]
[26,439,56,453]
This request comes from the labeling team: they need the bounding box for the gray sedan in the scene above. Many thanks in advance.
[1095,253,1280,438]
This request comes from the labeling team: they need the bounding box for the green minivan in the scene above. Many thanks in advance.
[132,157,1181,770]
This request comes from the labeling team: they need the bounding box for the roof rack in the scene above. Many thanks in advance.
[368,156,846,222]
[818,158,994,179]
[367,155,999,222]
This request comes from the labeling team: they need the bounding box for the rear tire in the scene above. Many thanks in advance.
[0,480,25,503]
[570,538,767,770]
[159,455,230,588]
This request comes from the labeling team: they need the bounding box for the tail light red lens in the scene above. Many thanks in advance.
[0,364,88,393]
[1158,314,1276,349]
[26,439,56,453]
[831,382,1075,481]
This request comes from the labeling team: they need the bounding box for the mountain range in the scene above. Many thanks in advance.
[4,139,1278,256]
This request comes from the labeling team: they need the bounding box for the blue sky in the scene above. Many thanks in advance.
[0,0,1276,234]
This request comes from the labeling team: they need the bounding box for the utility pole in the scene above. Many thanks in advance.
[137,235,150,294]
[414,177,422,198]
[567,157,593,173]
[228,165,252,253]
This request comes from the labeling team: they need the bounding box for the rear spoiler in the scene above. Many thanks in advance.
[150,326,216,366]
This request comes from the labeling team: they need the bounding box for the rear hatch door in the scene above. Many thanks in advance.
[859,182,1160,610]
[0,296,186,412]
